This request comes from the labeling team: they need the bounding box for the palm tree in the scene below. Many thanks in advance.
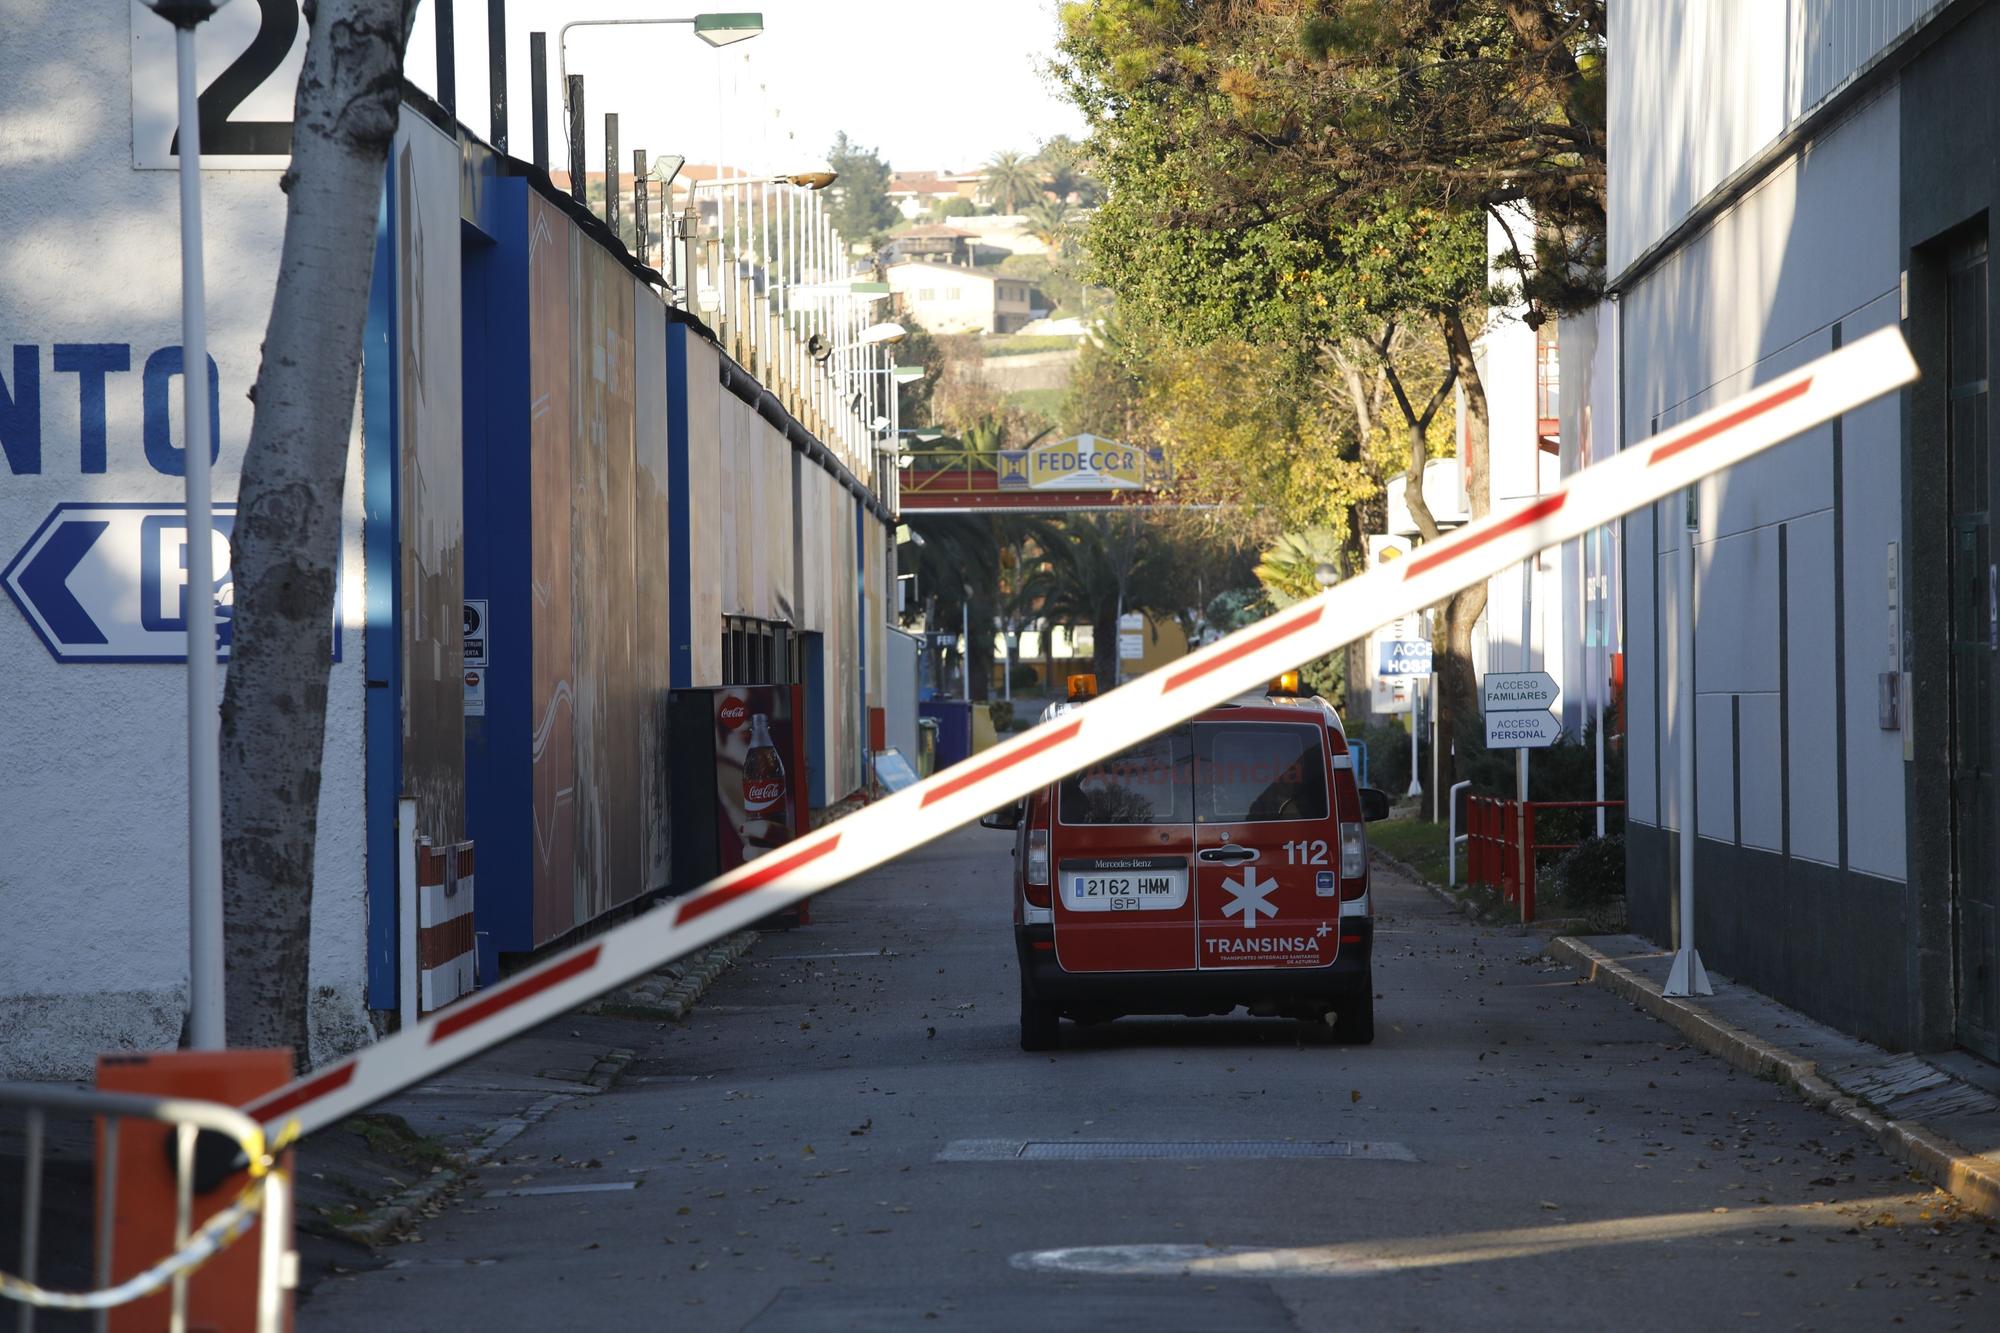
[980,150,1044,215]
[1034,134,1095,204]
[1014,513,1177,688]
[1022,198,1075,256]
[1254,528,1349,699]
[902,422,1055,698]
[1253,528,1346,608]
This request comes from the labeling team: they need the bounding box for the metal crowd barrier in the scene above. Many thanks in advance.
[0,1082,292,1333]
[1465,796,1626,922]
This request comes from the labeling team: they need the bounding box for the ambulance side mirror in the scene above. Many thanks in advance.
[980,801,1024,831]
[1357,787,1391,823]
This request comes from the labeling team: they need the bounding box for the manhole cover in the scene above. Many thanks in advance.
[938,1139,1414,1162]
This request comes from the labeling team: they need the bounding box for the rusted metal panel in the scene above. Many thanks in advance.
[634,284,673,894]
[568,237,612,925]
[596,247,641,916]
[526,192,576,944]
[683,338,725,683]
[395,118,467,850]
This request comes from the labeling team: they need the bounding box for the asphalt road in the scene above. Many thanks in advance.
[304,825,1998,1331]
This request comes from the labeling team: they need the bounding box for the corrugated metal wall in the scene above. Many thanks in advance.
[1610,0,1943,273]
[1787,0,1936,119]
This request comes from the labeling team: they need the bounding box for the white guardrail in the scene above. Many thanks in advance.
[239,329,1914,1141]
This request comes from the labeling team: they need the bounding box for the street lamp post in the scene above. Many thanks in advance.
[149,0,228,1050]
[558,13,763,202]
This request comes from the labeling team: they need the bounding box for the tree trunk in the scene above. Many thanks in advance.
[1433,309,1494,794]
[1376,325,1465,816]
[967,596,992,701]
[1091,607,1118,689]
[220,0,419,1059]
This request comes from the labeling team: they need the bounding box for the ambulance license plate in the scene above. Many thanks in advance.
[1062,865,1188,912]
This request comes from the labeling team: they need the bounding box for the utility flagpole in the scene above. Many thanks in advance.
[1665,494,1712,996]
[155,0,227,1049]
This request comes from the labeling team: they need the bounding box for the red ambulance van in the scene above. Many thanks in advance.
[986,680,1391,1050]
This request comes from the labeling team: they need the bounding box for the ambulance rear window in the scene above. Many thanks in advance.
[1195,721,1329,823]
[1058,728,1193,825]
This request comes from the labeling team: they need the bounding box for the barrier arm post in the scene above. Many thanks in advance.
[1665,503,1713,996]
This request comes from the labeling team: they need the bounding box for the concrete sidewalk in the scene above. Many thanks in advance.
[287,929,758,1291]
[1552,934,2000,1221]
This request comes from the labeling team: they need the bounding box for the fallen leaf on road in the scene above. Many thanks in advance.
[1350,1090,1361,1104]
[1540,1201,1560,1210]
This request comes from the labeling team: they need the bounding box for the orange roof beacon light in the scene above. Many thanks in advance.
[1269,669,1303,697]
[1067,673,1098,702]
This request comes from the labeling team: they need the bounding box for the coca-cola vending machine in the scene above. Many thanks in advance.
[669,684,814,923]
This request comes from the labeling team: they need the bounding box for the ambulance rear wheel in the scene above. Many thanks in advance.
[1332,984,1374,1045]
[1020,986,1060,1051]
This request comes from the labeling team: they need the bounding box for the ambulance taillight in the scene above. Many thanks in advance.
[1025,826,1051,907]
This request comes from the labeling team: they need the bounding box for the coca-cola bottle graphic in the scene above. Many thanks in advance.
[740,713,790,859]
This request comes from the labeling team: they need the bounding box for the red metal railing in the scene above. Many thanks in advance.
[1465,796,1624,922]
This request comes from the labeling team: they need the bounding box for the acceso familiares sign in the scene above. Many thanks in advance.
[1482,670,1559,712]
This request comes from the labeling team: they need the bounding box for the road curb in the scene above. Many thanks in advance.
[587,930,759,1021]
[1549,935,2000,1222]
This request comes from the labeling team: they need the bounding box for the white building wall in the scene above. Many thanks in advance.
[0,2,367,1075]
[885,263,996,335]
[1475,205,1573,726]
[1611,83,1904,876]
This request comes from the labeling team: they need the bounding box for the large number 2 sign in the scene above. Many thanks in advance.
[130,0,307,170]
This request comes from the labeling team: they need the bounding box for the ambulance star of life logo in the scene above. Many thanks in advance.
[1221,868,1278,928]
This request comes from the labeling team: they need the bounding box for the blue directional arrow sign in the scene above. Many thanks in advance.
[4,503,237,663]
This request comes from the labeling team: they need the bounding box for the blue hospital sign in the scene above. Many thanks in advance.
[2,503,338,664]
[1379,638,1433,677]
[4,504,236,662]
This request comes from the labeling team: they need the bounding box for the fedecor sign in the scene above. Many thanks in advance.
[1019,434,1146,491]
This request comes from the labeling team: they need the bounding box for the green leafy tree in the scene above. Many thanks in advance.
[1035,133,1101,205]
[826,132,900,246]
[1049,0,1604,778]
[980,150,1045,214]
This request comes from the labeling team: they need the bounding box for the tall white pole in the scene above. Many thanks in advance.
[173,21,225,1049]
[1602,295,1624,841]
[1517,557,1532,804]
[1593,527,1607,836]
[1665,504,1712,996]
[1430,667,1440,819]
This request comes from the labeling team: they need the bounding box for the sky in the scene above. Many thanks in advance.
[403,0,1089,177]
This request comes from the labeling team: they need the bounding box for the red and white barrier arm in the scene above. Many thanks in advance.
[248,328,1916,1139]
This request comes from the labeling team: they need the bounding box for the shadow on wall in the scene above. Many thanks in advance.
[1614,50,1913,1043]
